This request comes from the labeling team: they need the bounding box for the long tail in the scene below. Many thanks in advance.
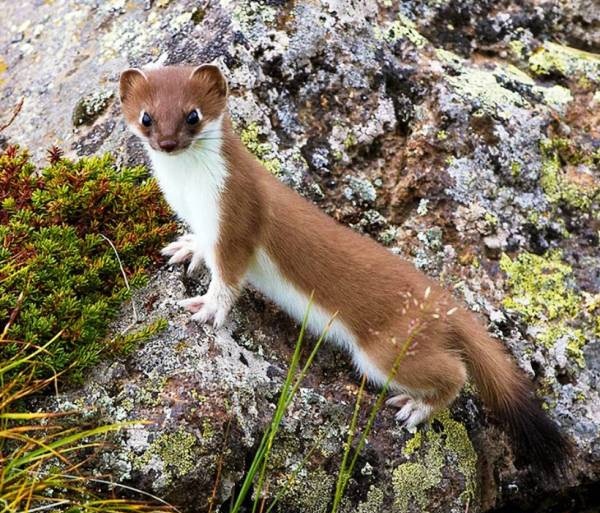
[450,311,572,477]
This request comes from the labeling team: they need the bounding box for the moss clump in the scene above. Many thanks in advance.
[240,122,282,176]
[500,250,588,366]
[136,428,199,488]
[72,90,114,127]
[0,146,177,381]
[393,410,477,512]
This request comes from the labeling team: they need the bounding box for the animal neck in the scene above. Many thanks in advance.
[146,114,229,196]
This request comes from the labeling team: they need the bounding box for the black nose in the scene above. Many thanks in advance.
[159,140,178,152]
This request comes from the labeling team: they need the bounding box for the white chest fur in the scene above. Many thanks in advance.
[146,125,227,271]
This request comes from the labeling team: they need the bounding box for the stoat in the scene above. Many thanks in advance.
[120,64,571,476]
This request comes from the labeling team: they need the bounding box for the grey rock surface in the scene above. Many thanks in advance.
[1,1,599,512]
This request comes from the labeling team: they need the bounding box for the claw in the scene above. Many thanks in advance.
[178,296,205,313]
[161,234,203,269]
[388,395,432,431]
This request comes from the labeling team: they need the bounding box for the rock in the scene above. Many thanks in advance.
[1,1,599,512]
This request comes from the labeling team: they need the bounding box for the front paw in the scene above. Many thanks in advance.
[178,295,230,329]
[161,234,203,275]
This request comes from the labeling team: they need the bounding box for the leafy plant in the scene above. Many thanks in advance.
[0,145,177,381]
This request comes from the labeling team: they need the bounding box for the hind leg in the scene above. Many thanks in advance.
[383,351,467,430]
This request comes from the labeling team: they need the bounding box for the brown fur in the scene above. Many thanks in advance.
[120,65,226,153]
[120,65,572,476]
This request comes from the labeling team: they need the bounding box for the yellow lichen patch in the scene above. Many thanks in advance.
[135,428,200,488]
[375,14,428,47]
[356,485,385,513]
[583,293,600,338]
[276,468,334,513]
[393,410,477,512]
[529,42,600,84]
[0,58,7,85]
[500,250,589,367]
[540,138,600,211]
[240,122,282,175]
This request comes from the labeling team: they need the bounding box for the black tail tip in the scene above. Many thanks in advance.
[501,395,574,480]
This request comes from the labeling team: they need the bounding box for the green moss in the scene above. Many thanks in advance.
[0,147,177,381]
[112,318,168,354]
[136,428,199,487]
[393,410,477,512]
[240,122,282,176]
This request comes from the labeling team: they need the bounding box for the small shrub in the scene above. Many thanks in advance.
[0,145,177,381]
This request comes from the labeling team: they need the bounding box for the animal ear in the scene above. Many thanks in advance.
[189,64,228,98]
[119,68,147,102]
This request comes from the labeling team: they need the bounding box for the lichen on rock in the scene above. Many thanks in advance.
[392,410,477,512]
[1,0,599,512]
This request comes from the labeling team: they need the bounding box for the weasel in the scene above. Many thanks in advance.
[120,64,571,476]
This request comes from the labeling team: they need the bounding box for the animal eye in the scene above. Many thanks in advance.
[141,112,152,127]
[186,110,200,125]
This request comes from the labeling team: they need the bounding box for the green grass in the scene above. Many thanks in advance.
[228,295,335,513]
[223,300,426,513]
[0,331,176,512]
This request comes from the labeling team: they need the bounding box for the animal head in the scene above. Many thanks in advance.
[119,64,228,154]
